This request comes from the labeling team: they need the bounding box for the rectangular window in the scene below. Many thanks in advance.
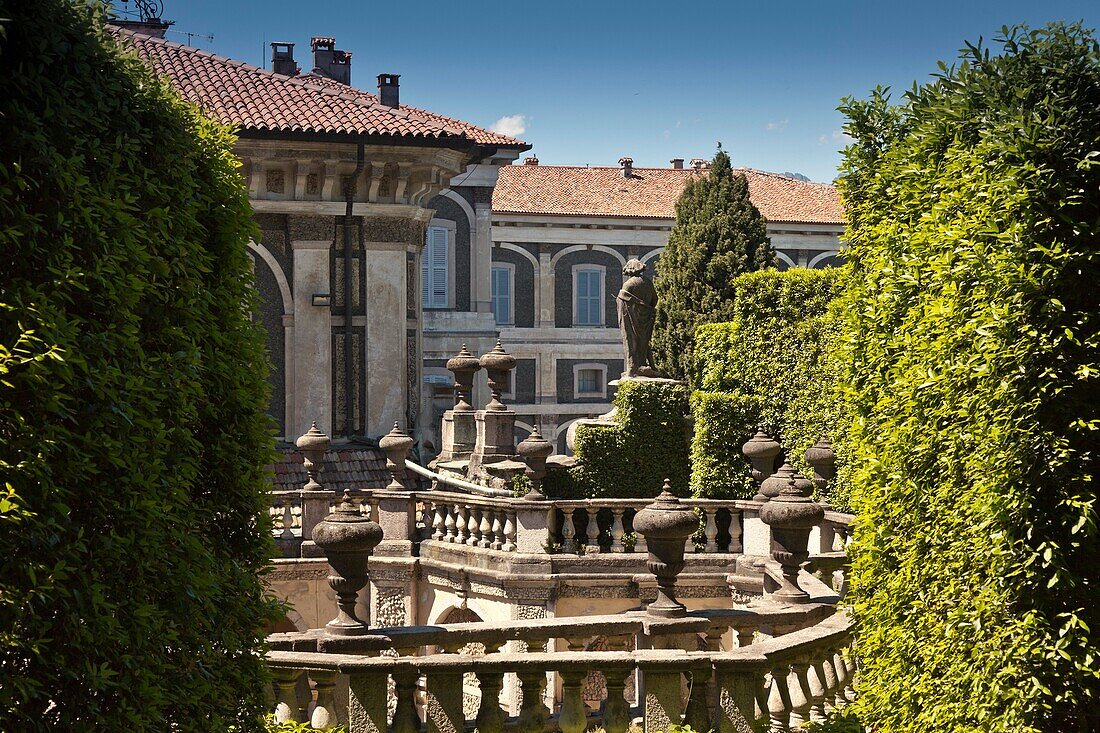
[421,226,449,309]
[491,265,513,325]
[574,268,603,326]
[577,368,603,395]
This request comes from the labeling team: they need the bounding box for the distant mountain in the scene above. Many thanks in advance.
[782,171,811,182]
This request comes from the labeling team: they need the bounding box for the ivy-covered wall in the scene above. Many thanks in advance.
[838,24,1100,733]
[0,2,279,730]
[690,268,850,504]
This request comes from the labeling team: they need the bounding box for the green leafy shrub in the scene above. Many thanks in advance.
[652,149,776,381]
[0,2,280,730]
[838,23,1100,733]
[690,268,851,506]
[553,380,691,498]
[803,709,864,733]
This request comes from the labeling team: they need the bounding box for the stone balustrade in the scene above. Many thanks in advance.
[265,603,854,733]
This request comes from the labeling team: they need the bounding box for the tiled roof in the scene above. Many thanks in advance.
[110,27,526,147]
[493,165,844,225]
[271,444,388,493]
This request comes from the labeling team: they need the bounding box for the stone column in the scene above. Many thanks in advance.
[473,202,493,314]
[291,239,333,437]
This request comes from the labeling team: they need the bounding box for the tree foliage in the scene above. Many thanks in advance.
[838,23,1100,733]
[652,150,776,381]
[0,1,280,730]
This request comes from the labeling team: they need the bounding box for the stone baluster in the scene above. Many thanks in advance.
[684,663,713,732]
[561,509,578,554]
[516,669,549,733]
[633,480,699,618]
[479,508,493,548]
[468,506,482,547]
[831,652,850,708]
[431,501,445,541]
[475,671,506,733]
[271,667,305,723]
[630,508,648,554]
[842,653,857,702]
[787,662,813,728]
[348,671,389,733]
[610,508,627,552]
[820,653,840,712]
[712,660,769,733]
[704,508,719,553]
[641,665,687,733]
[391,669,420,733]
[759,467,825,604]
[602,667,632,733]
[454,504,468,544]
[808,659,829,723]
[425,668,464,733]
[275,495,295,540]
[729,508,743,553]
[442,503,456,542]
[309,669,343,729]
[558,668,588,733]
[489,510,504,550]
[743,428,781,490]
[735,626,755,649]
[584,509,600,553]
[766,664,793,732]
[502,511,517,552]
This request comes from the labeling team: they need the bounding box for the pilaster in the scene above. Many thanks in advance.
[291,239,332,437]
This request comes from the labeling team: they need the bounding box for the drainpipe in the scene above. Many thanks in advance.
[344,143,365,437]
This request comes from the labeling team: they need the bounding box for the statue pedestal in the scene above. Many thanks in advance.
[467,408,516,475]
[436,409,476,463]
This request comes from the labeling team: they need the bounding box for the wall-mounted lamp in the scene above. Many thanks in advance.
[311,293,332,307]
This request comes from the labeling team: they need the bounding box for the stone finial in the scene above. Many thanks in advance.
[296,421,330,491]
[742,429,781,486]
[755,460,796,503]
[516,428,554,499]
[805,436,836,494]
[311,488,384,635]
[632,479,698,618]
[446,344,481,412]
[378,421,414,490]
[479,340,517,411]
[758,467,825,604]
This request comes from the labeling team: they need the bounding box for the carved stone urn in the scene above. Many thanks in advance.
[479,340,516,411]
[446,344,481,412]
[300,425,383,636]
[742,428,781,487]
[805,436,836,495]
[758,467,824,604]
[379,421,414,490]
[756,460,797,503]
[633,480,699,618]
[296,421,329,491]
[516,427,554,499]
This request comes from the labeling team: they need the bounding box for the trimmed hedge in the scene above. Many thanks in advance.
[0,2,280,731]
[690,268,850,505]
[551,380,690,499]
[838,23,1100,732]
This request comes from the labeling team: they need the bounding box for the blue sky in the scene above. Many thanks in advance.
[115,0,1100,182]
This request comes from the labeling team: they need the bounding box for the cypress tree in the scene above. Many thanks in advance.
[651,150,775,382]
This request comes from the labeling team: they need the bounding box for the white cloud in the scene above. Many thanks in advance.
[820,129,852,144]
[490,114,527,137]
[766,119,788,132]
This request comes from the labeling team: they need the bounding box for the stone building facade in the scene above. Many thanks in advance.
[422,157,846,455]
[113,27,529,453]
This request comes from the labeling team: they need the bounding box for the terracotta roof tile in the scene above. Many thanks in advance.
[493,165,843,225]
[270,444,388,492]
[110,27,526,147]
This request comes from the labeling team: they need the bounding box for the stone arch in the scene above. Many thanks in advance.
[556,418,581,455]
[515,419,535,436]
[808,250,841,269]
[247,240,292,315]
[549,244,627,271]
[640,248,663,267]
[775,250,797,271]
[440,188,477,231]
[498,242,539,270]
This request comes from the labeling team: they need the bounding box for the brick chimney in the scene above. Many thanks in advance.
[377,74,400,108]
[310,36,351,85]
[270,42,298,76]
[523,156,539,165]
[619,157,634,177]
[670,158,684,169]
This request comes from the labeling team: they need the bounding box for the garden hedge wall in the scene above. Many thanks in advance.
[690,268,850,504]
[838,23,1100,732]
[0,2,279,730]
[551,380,691,499]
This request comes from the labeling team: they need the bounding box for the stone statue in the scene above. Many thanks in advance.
[616,259,661,378]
